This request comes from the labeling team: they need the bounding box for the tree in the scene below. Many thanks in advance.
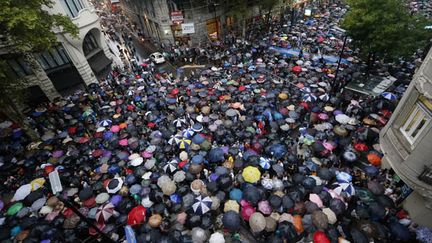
[259,0,279,26]
[0,0,78,138]
[342,0,431,67]
[224,0,250,38]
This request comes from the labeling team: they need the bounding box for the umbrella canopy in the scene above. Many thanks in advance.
[96,203,115,223]
[332,182,355,197]
[192,196,213,215]
[177,138,192,150]
[127,205,146,226]
[223,211,241,231]
[259,157,272,170]
[13,184,32,201]
[381,92,397,101]
[164,159,179,174]
[106,178,123,194]
[242,166,261,183]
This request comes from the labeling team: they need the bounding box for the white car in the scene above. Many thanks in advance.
[150,52,165,64]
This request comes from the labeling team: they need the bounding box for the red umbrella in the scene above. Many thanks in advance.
[127,205,147,226]
[292,66,302,73]
[171,88,179,95]
[354,143,369,152]
[367,153,381,166]
[140,63,148,67]
[96,203,115,223]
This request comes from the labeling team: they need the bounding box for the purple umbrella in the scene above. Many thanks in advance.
[52,150,64,158]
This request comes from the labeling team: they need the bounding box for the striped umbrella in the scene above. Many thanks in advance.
[173,118,187,128]
[303,93,317,102]
[381,92,397,101]
[192,196,212,215]
[164,159,178,174]
[333,182,355,197]
[168,134,182,145]
[98,119,112,127]
[319,94,330,102]
[177,138,191,150]
[182,128,195,138]
[96,203,115,223]
[259,157,272,170]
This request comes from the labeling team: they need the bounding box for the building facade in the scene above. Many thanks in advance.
[380,47,432,227]
[1,0,113,105]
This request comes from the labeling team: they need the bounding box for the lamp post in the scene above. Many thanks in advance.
[332,27,348,93]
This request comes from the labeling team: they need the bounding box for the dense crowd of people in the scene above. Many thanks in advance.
[1,1,432,243]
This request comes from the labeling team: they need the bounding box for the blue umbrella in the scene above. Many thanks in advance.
[381,92,397,101]
[364,166,379,176]
[98,119,112,127]
[333,182,355,196]
[259,157,272,170]
[125,225,137,243]
[268,144,287,160]
[242,149,258,161]
[103,131,114,140]
[336,171,352,183]
[191,154,204,164]
[192,134,205,144]
[390,222,412,241]
[208,148,225,163]
[182,128,195,138]
[192,196,212,215]
[229,188,243,202]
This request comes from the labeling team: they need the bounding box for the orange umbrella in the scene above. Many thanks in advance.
[293,215,304,233]
[367,153,381,166]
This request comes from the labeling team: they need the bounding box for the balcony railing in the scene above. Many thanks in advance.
[418,165,432,186]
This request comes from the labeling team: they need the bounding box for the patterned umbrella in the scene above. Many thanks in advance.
[319,94,330,102]
[259,157,271,170]
[333,182,355,196]
[303,94,317,102]
[168,134,182,145]
[182,128,195,138]
[381,92,397,101]
[173,118,187,128]
[96,203,115,223]
[164,159,178,174]
[98,119,112,127]
[177,138,191,150]
[106,177,123,194]
[192,196,213,215]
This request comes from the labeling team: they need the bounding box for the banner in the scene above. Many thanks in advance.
[171,11,183,24]
[181,23,195,34]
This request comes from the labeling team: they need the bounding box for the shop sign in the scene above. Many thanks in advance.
[171,11,184,24]
[181,23,195,34]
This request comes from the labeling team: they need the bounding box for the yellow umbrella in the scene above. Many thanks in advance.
[30,178,46,191]
[224,200,240,213]
[278,93,288,100]
[242,166,261,183]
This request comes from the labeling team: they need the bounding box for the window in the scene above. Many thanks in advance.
[5,57,33,78]
[60,0,85,18]
[35,45,71,71]
[400,100,431,144]
[83,32,99,56]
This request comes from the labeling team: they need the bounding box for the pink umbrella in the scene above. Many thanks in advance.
[119,139,128,146]
[141,151,153,158]
[309,194,323,208]
[318,113,329,120]
[322,141,336,151]
[241,205,256,221]
[258,201,272,215]
[111,125,120,133]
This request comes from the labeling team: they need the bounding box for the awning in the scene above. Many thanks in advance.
[88,50,112,74]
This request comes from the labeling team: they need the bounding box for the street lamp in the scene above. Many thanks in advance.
[332,27,348,93]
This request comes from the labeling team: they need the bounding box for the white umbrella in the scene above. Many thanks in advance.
[335,114,351,124]
[13,184,32,201]
[130,157,144,167]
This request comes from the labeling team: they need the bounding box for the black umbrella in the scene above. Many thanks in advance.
[329,198,346,215]
[375,195,395,208]
[282,195,294,210]
[243,185,261,205]
[222,211,241,232]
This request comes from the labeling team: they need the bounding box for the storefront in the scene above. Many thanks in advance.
[206,17,220,40]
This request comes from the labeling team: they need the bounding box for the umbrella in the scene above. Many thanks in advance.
[177,138,191,150]
[336,172,352,182]
[130,157,144,167]
[367,153,381,166]
[208,148,225,163]
[332,182,355,197]
[98,119,112,127]
[367,180,385,195]
[96,203,115,223]
[335,114,350,124]
[268,143,287,159]
[13,184,32,201]
[30,178,46,191]
[127,205,146,226]
[168,134,182,145]
[390,222,411,241]
[224,200,240,213]
[182,128,195,138]
[303,94,317,102]
[242,166,261,183]
[381,92,397,101]
[125,225,137,243]
[7,203,23,216]
[164,159,179,174]
[192,196,212,215]
[259,157,272,170]
[249,212,266,233]
[173,118,187,127]
[416,226,432,243]
[106,178,123,194]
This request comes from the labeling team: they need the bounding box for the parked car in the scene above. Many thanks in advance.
[150,52,165,64]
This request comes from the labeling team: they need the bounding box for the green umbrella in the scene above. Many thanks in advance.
[7,202,23,216]
[200,140,212,151]
[356,187,375,204]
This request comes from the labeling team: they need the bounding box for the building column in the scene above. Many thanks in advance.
[61,42,98,85]
[25,55,61,101]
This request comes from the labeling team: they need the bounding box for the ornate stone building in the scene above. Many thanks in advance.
[1,0,113,104]
[380,47,432,227]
